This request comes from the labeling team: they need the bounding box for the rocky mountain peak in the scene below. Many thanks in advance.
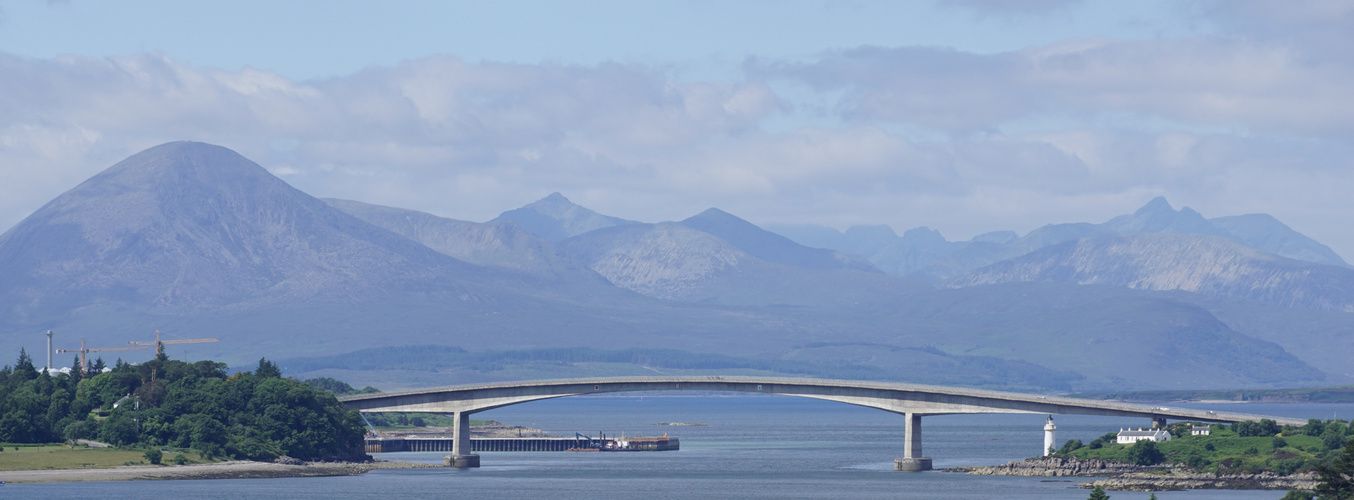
[1134,196,1174,217]
[0,141,477,316]
[1103,197,1229,237]
[494,193,635,242]
[679,208,879,272]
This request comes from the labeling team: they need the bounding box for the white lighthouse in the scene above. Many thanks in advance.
[1043,416,1057,456]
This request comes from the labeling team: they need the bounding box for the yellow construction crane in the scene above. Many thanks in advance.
[56,338,147,372]
[130,330,219,357]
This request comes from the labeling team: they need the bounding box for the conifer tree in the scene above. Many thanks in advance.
[255,357,282,378]
[1314,438,1354,500]
[14,348,38,381]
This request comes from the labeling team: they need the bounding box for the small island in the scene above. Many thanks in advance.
[947,419,1354,495]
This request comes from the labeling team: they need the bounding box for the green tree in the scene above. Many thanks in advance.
[1313,438,1354,500]
[1281,490,1316,500]
[1087,485,1110,500]
[64,420,96,442]
[1127,440,1166,466]
[1057,439,1084,455]
[1327,428,1351,451]
[304,377,356,394]
[99,414,139,446]
[13,348,38,382]
[255,358,282,379]
[69,355,84,382]
[45,388,72,434]
[0,387,46,442]
[144,448,163,465]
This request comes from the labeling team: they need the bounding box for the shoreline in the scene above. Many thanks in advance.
[943,456,1317,492]
[0,459,439,484]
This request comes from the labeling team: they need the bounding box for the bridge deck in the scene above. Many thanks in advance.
[338,375,1307,426]
[340,376,1310,469]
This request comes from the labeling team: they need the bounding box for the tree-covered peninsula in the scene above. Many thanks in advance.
[0,349,367,462]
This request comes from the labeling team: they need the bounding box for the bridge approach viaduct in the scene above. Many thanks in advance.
[338,376,1307,470]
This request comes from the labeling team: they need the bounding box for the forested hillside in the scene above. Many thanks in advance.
[0,349,366,462]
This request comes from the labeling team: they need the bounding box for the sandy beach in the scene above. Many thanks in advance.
[0,459,439,483]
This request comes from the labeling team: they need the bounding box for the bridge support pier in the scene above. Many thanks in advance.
[1152,417,1167,429]
[894,412,932,471]
[446,411,480,468]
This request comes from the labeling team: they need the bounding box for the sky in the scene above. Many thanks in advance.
[1,0,1352,259]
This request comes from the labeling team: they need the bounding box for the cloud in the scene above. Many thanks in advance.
[752,36,1354,137]
[1,26,1352,261]
[1191,0,1354,62]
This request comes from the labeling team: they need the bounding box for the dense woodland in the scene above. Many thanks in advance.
[0,348,366,461]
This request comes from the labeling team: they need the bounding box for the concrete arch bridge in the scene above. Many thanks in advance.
[337,376,1306,470]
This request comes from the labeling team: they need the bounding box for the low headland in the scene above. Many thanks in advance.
[946,419,1354,493]
[0,349,447,483]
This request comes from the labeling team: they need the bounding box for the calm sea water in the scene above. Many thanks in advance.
[11,395,1351,499]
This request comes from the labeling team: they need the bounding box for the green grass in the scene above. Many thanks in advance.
[0,445,212,471]
[1067,427,1333,475]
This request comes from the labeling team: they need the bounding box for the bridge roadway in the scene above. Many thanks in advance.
[338,376,1308,470]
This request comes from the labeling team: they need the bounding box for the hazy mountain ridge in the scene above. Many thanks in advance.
[874,283,1327,388]
[0,142,1342,392]
[323,198,609,287]
[0,142,494,318]
[560,223,747,300]
[949,233,1354,312]
[557,221,925,306]
[769,197,1348,283]
[493,192,636,242]
[767,198,1353,313]
[678,208,878,273]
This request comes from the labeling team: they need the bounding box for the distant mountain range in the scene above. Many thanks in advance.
[767,196,1349,282]
[2,142,1350,393]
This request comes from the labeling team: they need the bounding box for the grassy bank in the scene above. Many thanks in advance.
[1061,422,1349,476]
[0,444,210,470]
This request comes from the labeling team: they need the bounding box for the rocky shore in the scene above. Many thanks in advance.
[944,456,1316,491]
[1084,470,1317,492]
[945,456,1151,477]
[0,459,439,483]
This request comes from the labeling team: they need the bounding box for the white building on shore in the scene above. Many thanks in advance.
[1116,428,1171,444]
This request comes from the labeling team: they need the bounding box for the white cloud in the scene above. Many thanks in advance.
[1,20,1352,262]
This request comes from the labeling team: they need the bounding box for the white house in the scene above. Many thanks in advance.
[1191,426,1211,436]
[1116,428,1171,444]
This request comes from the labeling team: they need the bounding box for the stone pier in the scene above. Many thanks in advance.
[447,410,480,468]
[894,412,932,471]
